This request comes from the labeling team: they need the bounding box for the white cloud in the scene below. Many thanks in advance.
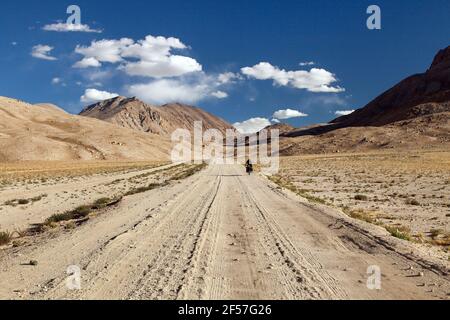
[211,91,228,99]
[273,109,308,120]
[11,42,18,46]
[84,70,111,82]
[233,118,271,134]
[217,72,242,84]
[335,110,355,116]
[42,23,102,33]
[299,61,315,66]
[52,77,62,85]
[121,35,186,60]
[31,45,57,61]
[73,57,102,68]
[127,79,211,105]
[74,35,202,78]
[75,38,134,64]
[122,55,202,78]
[81,88,119,104]
[126,72,232,105]
[241,62,344,93]
[271,118,280,124]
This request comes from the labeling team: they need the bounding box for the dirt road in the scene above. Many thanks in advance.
[0,164,448,300]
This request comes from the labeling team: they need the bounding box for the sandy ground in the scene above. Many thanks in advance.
[0,162,174,231]
[271,151,449,261]
[0,164,448,300]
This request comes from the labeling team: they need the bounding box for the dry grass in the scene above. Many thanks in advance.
[274,150,449,247]
[41,164,207,229]
[385,225,412,241]
[268,174,327,205]
[0,161,168,186]
[0,231,13,246]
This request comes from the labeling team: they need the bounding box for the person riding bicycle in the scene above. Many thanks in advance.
[245,159,254,175]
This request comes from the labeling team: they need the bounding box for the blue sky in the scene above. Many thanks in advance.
[0,0,449,132]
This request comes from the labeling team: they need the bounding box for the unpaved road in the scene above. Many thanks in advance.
[0,164,448,300]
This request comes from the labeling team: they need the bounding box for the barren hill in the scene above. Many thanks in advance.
[80,96,234,136]
[263,123,295,135]
[0,97,171,161]
[333,46,450,127]
[276,46,450,154]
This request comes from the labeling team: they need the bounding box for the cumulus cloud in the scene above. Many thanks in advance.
[271,118,280,124]
[127,79,212,105]
[211,91,228,99]
[73,57,102,68]
[217,72,242,84]
[43,23,102,33]
[74,35,202,78]
[241,62,344,93]
[273,109,308,120]
[299,61,315,66]
[122,55,202,78]
[75,38,134,64]
[52,77,61,85]
[335,110,355,116]
[81,88,119,104]
[233,118,271,134]
[126,72,233,105]
[31,45,57,61]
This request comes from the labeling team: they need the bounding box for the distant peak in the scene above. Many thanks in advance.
[429,45,450,71]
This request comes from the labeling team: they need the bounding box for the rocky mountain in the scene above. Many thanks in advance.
[332,46,450,127]
[275,46,450,154]
[80,96,234,136]
[263,123,296,135]
[0,97,171,161]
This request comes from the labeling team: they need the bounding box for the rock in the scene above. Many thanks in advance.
[29,260,38,266]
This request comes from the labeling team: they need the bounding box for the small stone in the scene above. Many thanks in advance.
[29,260,38,266]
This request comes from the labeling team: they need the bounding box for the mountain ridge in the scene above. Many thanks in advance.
[331,45,450,127]
[80,96,234,136]
[0,96,171,161]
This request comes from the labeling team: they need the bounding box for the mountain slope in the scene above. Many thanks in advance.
[333,46,450,127]
[0,97,171,161]
[276,46,450,154]
[80,96,234,136]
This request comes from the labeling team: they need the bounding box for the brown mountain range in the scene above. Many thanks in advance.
[0,97,171,161]
[277,45,450,154]
[332,46,450,127]
[80,96,234,136]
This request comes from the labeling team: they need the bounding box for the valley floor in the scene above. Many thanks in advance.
[271,150,449,262]
[0,163,448,300]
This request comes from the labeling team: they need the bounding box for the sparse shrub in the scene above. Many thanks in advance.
[348,209,377,224]
[354,194,368,201]
[0,231,13,246]
[93,198,112,209]
[385,225,411,241]
[13,229,28,238]
[71,206,92,218]
[405,199,420,206]
[430,229,444,239]
[45,212,74,224]
[18,199,30,205]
